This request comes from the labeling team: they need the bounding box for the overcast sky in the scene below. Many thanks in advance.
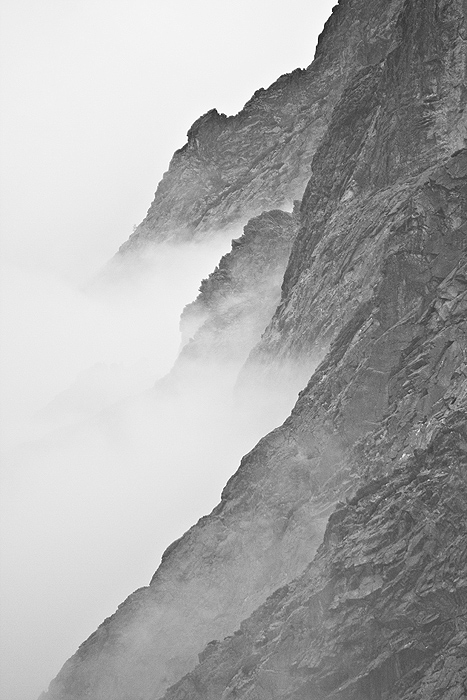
[0,2,336,699]
[1,0,336,278]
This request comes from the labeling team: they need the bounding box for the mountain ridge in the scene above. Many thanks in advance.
[41,0,467,698]
[119,0,406,251]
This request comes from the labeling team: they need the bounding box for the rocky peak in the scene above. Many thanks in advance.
[41,1,467,699]
[119,0,408,252]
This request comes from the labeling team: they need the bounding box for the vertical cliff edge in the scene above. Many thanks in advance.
[118,0,405,250]
[42,1,467,699]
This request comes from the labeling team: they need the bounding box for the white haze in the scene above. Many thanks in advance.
[0,1,336,699]
[0,238,304,700]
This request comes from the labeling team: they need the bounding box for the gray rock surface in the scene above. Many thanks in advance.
[163,154,467,700]
[119,0,406,251]
[41,1,467,699]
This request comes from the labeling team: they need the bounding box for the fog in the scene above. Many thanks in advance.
[1,237,241,690]
[0,2,336,698]
[0,233,308,700]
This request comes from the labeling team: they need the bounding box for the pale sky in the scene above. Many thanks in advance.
[1,0,335,278]
[0,2,336,699]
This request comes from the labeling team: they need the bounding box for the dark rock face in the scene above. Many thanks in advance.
[120,0,406,251]
[165,415,467,700]
[244,0,467,378]
[163,184,467,698]
[42,1,467,699]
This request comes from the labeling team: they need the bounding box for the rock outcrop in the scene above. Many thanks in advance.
[42,1,467,699]
[174,207,298,378]
[148,206,302,451]
[119,0,406,251]
[243,0,467,381]
[163,159,467,699]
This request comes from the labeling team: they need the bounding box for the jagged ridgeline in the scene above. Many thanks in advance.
[42,1,467,699]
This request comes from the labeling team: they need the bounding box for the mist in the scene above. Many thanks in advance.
[0,234,306,700]
[0,2,338,698]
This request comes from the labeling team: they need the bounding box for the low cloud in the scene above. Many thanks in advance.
[0,233,303,700]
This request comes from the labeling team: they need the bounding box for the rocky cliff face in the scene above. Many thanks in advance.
[119,0,406,250]
[176,207,298,376]
[243,0,467,383]
[163,156,467,700]
[42,1,467,699]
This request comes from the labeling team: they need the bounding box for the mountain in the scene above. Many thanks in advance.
[159,205,303,432]
[41,0,467,699]
[118,0,405,251]
[163,161,467,700]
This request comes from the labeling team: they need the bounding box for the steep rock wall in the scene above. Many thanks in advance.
[120,0,405,250]
[163,252,467,700]
[175,207,298,378]
[157,0,467,694]
[41,1,467,699]
[243,0,467,383]
[148,207,301,450]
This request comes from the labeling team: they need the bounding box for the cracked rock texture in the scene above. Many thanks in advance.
[41,1,467,699]
[151,206,302,446]
[163,212,467,700]
[120,0,406,251]
[243,0,467,383]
